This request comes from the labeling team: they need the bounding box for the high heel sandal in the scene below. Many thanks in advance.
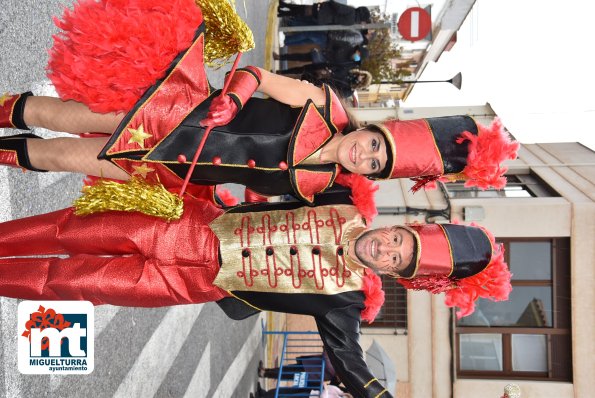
[0,134,47,171]
[0,91,33,130]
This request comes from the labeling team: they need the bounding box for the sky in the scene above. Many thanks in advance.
[349,0,595,151]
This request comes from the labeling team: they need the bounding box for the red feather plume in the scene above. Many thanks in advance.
[457,118,520,190]
[334,172,379,224]
[215,187,239,206]
[443,224,513,318]
[407,118,519,192]
[48,0,203,113]
[360,270,385,323]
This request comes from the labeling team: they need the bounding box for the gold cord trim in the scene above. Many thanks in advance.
[374,389,388,398]
[364,378,378,388]
[438,224,455,277]
[227,291,264,312]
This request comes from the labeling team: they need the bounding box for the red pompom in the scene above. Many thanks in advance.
[456,118,520,190]
[360,270,385,323]
[334,172,379,224]
[48,0,203,113]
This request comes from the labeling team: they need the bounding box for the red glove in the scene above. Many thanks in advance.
[200,66,262,127]
[201,94,238,127]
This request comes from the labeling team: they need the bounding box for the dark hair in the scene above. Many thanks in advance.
[377,129,393,179]
[396,238,418,279]
[358,46,370,60]
[336,95,362,134]
[355,7,372,23]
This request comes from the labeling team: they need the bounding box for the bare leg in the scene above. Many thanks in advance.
[27,136,130,180]
[23,96,124,135]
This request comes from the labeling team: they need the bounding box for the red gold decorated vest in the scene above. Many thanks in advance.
[210,205,368,294]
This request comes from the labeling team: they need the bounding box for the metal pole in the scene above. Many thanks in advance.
[380,79,451,84]
[279,23,391,32]
[380,73,462,89]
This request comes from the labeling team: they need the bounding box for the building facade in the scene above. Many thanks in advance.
[359,104,594,398]
[286,104,594,398]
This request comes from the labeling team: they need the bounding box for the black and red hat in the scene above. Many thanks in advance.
[372,116,519,192]
[397,223,512,318]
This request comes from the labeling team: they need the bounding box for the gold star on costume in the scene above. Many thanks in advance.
[0,93,12,106]
[132,163,155,179]
[127,124,152,149]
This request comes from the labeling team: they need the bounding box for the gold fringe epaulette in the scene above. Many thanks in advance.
[197,0,255,68]
[73,178,184,221]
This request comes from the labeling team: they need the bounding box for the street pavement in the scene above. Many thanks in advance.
[1,1,273,397]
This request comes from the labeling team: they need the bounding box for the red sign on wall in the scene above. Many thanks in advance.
[398,7,432,42]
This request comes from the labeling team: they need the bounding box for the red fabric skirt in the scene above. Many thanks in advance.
[0,199,227,307]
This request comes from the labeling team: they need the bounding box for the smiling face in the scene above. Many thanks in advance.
[351,226,415,276]
[336,129,388,176]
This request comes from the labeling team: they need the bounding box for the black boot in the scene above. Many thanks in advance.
[0,134,47,171]
[0,92,33,130]
[255,382,266,398]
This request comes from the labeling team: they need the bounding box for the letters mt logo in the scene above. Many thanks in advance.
[18,301,94,374]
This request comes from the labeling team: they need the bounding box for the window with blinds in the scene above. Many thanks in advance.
[455,238,572,381]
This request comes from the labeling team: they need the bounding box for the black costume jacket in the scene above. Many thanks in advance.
[97,19,351,204]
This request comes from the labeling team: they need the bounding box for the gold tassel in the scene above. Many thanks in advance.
[442,173,467,183]
[73,178,184,222]
[196,0,255,68]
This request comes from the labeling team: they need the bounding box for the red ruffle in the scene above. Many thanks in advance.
[409,175,439,193]
[334,172,378,224]
[360,270,385,323]
[396,275,455,294]
[457,118,520,190]
[48,0,203,114]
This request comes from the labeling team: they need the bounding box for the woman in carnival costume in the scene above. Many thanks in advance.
[0,0,518,208]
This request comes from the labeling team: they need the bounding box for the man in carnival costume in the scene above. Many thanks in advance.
[0,181,511,398]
